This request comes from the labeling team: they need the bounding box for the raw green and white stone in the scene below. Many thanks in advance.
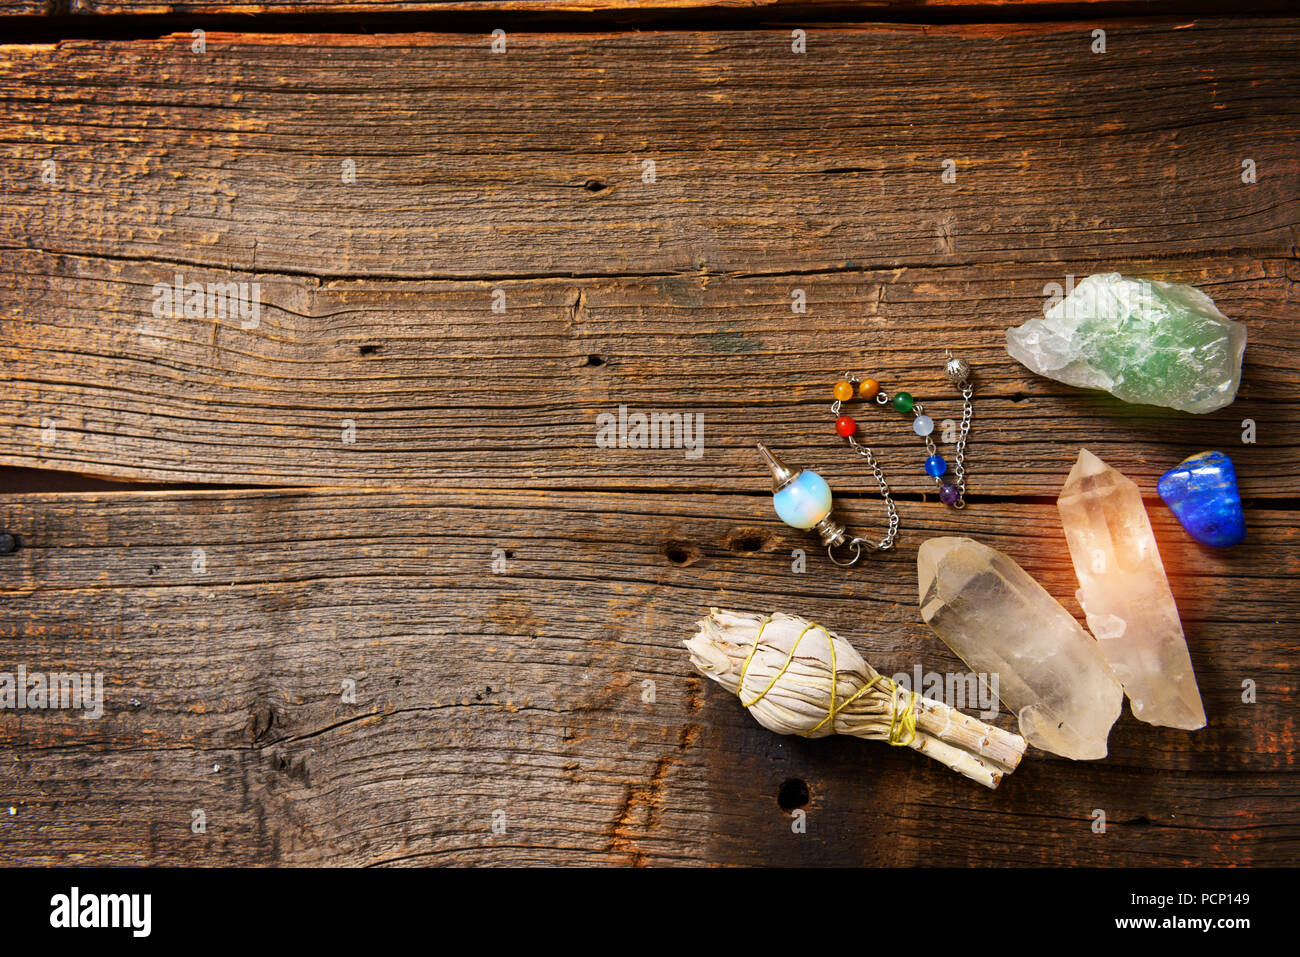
[1005,273,1246,413]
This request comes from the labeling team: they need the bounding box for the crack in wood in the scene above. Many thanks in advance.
[609,724,699,867]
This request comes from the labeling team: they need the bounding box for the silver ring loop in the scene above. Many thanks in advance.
[827,539,864,567]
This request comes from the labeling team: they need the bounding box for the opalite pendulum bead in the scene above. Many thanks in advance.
[774,471,833,529]
[757,444,833,530]
[1157,450,1246,548]
[913,415,934,437]
[756,444,876,565]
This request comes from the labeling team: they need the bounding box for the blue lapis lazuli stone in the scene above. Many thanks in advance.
[924,455,947,477]
[1157,450,1246,548]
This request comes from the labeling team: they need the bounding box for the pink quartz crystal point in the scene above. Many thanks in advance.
[1057,449,1206,731]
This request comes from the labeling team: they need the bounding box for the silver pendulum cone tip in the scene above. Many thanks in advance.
[756,443,799,492]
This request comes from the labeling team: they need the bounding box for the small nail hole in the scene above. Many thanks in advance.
[0,533,17,555]
[664,542,701,567]
[777,778,810,811]
[359,344,381,356]
[582,354,606,367]
[724,527,773,554]
[583,179,608,193]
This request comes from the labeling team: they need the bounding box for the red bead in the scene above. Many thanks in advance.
[835,416,857,437]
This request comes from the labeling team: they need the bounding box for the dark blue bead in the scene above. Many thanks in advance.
[924,455,947,477]
[1157,450,1246,548]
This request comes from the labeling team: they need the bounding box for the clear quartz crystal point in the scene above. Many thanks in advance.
[1057,449,1207,730]
[918,536,1123,759]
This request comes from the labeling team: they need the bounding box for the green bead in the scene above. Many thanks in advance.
[892,391,914,413]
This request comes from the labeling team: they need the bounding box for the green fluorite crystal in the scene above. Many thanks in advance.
[1005,273,1246,413]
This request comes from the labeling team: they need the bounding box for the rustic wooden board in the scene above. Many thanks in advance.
[3,249,1295,493]
[1,22,1298,490]
[0,0,1238,19]
[0,489,1295,865]
[2,16,1298,870]
[3,26,1295,277]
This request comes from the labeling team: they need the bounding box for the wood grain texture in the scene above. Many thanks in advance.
[2,17,1298,870]
[0,488,1295,865]
[2,1,1249,19]
[3,249,1296,493]
[3,25,1296,276]
[1,23,1298,490]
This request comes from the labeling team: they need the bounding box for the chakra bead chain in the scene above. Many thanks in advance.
[830,352,974,508]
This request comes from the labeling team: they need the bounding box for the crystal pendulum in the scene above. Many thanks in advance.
[757,444,898,566]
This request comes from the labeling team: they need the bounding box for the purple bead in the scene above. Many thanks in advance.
[939,483,960,505]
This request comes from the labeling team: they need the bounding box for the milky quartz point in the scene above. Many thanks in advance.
[918,537,1123,759]
[1057,449,1206,730]
[1005,273,1246,413]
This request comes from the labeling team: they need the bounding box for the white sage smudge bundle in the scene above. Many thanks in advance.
[685,609,1027,789]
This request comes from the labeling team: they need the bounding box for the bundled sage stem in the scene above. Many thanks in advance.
[685,608,1026,789]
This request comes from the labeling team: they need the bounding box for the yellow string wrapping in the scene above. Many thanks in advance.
[736,619,917,746]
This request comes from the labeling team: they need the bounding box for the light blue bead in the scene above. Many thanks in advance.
[1157,450,1245,548]
[773,470,833,530]
[924,454,947,477]
[913,415,934,437]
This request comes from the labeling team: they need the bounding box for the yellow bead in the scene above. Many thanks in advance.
[833,380,854,401]
[859,378,880,400]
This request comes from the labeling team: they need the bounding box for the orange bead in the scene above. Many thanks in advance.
[858,378,880,400]
[833,380,854,401]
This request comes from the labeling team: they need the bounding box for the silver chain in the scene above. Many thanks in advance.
[951,381,974,503]
[831,386,901,554]
[841,432,900,552]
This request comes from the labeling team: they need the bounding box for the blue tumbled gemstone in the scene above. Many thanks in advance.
[924,454,947,477]
[1157,450,1246,548]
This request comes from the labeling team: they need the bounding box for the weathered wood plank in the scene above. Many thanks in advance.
[2,26,1296,277]
[0,0,1252,19]
[0,489,1295,864]
[1,24,1295,488]
[2,250,1295,493]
